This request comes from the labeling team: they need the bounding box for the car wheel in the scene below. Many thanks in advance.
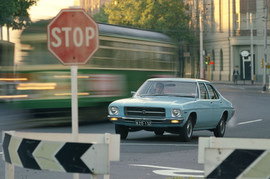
[214,115,226,137]
[154,130,164,136]
[115,124,128,140]
[180,117,193,142]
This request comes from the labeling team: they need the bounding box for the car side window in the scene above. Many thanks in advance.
[199,83,209,99]
[206,84,219,99]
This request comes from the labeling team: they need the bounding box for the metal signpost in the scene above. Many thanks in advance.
[47,8,99,179]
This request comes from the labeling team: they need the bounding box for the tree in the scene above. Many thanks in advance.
[0,0,38,30]
[104,0,192,41]
[92,5,109,23]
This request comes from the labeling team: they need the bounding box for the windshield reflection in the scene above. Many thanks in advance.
[135,81,198,98]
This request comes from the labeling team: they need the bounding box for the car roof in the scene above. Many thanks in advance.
[147,78,209,83]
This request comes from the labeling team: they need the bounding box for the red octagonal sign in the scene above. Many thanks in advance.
[47,9,99,65]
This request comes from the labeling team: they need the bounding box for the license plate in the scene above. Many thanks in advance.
[135,120,152,126]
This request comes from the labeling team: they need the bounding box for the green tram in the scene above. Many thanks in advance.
[0,23,179,124]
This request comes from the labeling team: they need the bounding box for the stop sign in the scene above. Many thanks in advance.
[47,9,99,65]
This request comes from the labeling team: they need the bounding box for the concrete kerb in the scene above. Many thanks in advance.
[211,80,270,94]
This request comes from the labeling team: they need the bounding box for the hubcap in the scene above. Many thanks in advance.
[187,121,192,137]
[220,120,225,134]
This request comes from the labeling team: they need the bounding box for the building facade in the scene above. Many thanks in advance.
[75,0,270,82]
[185,0,270,82]
[74,0,111,15]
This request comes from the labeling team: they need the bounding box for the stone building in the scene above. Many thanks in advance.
[74,0,111,15]
[185,0,270,82]
[74,0,270,83]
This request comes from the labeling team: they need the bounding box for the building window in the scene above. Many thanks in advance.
[219,0,223,32]
[211,0,215,32]
[240,0,256,13]
[234,0,257,31]
[220,49,223,71]
[264,0,270,29]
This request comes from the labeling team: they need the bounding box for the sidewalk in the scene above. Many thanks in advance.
[211,80,270,93]
[212,80,267,86]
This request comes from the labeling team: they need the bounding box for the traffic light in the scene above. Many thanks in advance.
[205,55,210,65]
[261,58,264,68]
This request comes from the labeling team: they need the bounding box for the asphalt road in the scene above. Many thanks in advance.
[0,83,270,179]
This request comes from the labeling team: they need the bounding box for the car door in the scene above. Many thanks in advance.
[194,83,213,128]
[205,83,224,127]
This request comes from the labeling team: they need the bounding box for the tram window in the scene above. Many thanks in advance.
[88,37,177,70]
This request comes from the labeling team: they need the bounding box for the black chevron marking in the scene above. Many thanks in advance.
[55,142,92,173]
[207,149,264,178]
[17,138,41,170]
[2,133,12,163]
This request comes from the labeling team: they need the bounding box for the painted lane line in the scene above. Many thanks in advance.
[0,151,3,155]
[130,164,204,178]
[237,119,263,126]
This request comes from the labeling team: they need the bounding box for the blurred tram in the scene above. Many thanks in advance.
[0,22,179,125]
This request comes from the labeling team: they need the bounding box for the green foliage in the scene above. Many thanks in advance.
[93,5,109,23]
[104,0,193,41]
[0,0,38,29]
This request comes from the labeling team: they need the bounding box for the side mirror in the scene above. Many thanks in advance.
[131,91,136,97]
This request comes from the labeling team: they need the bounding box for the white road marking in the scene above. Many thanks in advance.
[130,164,204,178]
[237,119,263,126]
[0,151,3,155]
[121,143,198,147]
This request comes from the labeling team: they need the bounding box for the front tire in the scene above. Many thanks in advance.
[213,115,226,137]
[180,117,193,142]
[115,124,128,140]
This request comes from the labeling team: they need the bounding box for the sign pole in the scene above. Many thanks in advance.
[71,65,79,141]
[5,163,14,179]
[47,8,99,179]
[71,65,79,179]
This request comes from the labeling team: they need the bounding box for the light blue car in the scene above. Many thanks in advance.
[108,78,235,142]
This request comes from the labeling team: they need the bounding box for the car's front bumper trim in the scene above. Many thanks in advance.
[108,116,184,127]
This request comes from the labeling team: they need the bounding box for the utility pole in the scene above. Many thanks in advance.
[200,10,204,79]
[250,13,254,84]
[263,1,268,91]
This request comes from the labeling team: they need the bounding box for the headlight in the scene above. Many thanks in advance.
[109,106,119,115]
[171,109,182,117]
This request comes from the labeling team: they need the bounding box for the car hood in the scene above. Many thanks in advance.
[111,96,196,108]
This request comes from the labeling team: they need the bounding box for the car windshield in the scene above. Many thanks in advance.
[135,81,198,98]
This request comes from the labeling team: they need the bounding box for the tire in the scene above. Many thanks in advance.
[180,117,193,142]
[154,130,164,136]
[115,124,128,140]
[214,115,226,137]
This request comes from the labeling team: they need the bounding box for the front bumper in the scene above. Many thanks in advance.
[108,115,184,128]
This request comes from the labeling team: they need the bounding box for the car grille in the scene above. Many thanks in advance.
[124,107,165,118]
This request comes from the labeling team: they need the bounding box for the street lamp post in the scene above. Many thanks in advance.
[263,2,268,91]
[200,10,204,79]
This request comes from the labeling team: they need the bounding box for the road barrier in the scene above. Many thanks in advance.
[2,131,120,179]
[199,137,270,178]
